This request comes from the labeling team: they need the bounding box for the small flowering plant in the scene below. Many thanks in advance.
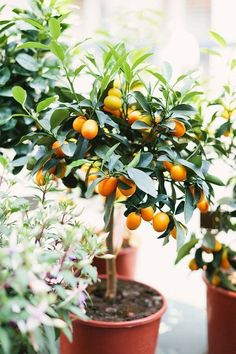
[0,163,105,354]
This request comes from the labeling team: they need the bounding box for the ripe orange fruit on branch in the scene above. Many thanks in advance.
[126,212,142,230]
[171,119,186,137]
[54,162,66,179]
[221,249,231,269]
[170,226,177,239]
[203,240,222,253]
[188,258,198,271]
[152,212,170,232]
[35,169,46,186]
[128,110,141,125]
[211,274,220,286]
[117,176,136,197]
[87,167,99,183]
[197,195,209,214]
[163,161,173,171]
[81,119,99,140]
[104,96,122,110]
[103,106,121,117]
[141,206,154,221]
[73,116,86,132]
[108,88,122,98]
[52,141,66,158]
[170,164,187,181]
[98,177,117,196]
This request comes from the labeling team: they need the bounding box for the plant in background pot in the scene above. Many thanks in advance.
[0,0,72,171]
[0,161,105,354]
[178,31,236,354]
[11,12,219,353]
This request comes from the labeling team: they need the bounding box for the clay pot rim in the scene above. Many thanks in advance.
[203,273,236,298]
[73,275,167,328]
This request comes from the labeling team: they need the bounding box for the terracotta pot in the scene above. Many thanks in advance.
[93,246,138,278]
[205,277,236,354]
[60,277,167,354]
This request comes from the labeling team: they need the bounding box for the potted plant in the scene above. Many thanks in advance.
[178,31,236,354]
[0,156,105,354]
[11,12,219,353]
[0,0,72,172]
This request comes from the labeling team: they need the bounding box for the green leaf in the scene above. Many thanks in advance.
[36,96,58,113]
[175,234,198,264]
[66,159,90,176]
[182,91,203,102]
[15,53,38,72]
[128,151,141,168]
[132,52,152,70]
[49,18,61,40]
[44,326,57,354]
[209,31,227,47]
[0,67,10,86]
[0,328,10,354]
[171,104,196,112]
[175,221,186,250]
[132,91,151,113]
[12,86,27,106]
[17,41,48,50]
[21,18,45,30]
[131,120,150,129]
[201,48,221,56]
[148,70,167,85]
[202,231,215,249]
[127,167,157,197]
[205,174,225,186]
[50,108,69,129]
[49,40,65,61]
[184,187,195,223]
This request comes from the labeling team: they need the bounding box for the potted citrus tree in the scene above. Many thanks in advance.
[11,14,219,354]
[177,31,236,354]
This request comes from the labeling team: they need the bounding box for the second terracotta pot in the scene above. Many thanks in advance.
[60,277,166,354]
[205,277,236,354]
[93,246,138,278]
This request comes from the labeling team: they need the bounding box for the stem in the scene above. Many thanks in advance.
[105,206,117,300]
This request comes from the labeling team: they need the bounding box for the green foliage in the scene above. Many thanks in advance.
[0,165,105,354]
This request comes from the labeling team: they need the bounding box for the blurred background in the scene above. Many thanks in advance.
[3,1,236,353]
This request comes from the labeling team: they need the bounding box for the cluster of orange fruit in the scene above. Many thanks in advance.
[126,209,176,235]
[96,175,136,198]
[163,161,209,213]
[35,141,67,186]
[73,116,99,140]
[103,83,122,118]
[189,241,231,286]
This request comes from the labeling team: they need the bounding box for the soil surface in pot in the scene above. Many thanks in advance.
[86,279,163,322]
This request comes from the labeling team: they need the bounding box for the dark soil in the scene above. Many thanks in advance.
[86,279,163,322]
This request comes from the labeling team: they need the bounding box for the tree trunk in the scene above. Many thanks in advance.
[105,206,117,300]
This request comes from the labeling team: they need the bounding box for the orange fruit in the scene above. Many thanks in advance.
[54,162,66,179]
[117,176,136,197]
[126,212,142,230]
[197,196,209,214]
[188,258,198,271]
[211,274,220,286]
[221,249,231,269]
[35,169,46,186]
[103,106,121,117]
[170,226,177,239]
[104,96,122,110]
[140,207,154,221]
[87,167,99,183]
[171,119,186,137]
[170,164,187,181]
[152,212,170,232]
[97,177,117,196]
[163,161,173,171]
[52,141,66,158]
[81,119,99,140]
[108,88,122,98]
[73,116,86,133]
[223,131,230,137]
[128,110,141,125]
